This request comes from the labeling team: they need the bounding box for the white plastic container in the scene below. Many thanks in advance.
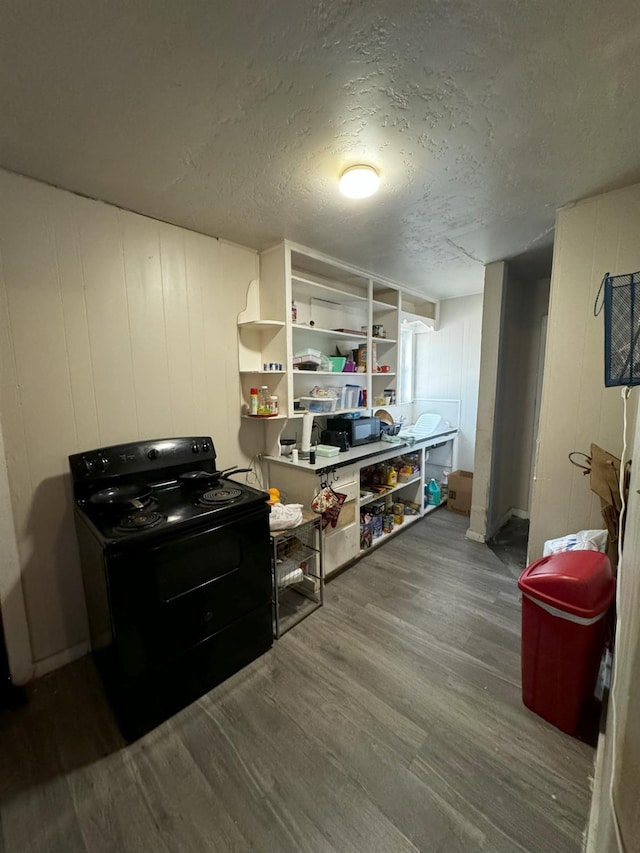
[326,386,348,409]
[299,396,338,413]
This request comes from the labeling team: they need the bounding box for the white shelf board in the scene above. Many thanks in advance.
[371,298,398,309]
[241,414,289,421]
[292,275,368,304]
[359,512,422,554]
[359,475,422,507]
[293,370,363,377]
[238,319,285,329]
[292,324,367,340]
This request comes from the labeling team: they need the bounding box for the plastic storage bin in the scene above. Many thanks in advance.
[518,551,614,735]
[299,396,337,413]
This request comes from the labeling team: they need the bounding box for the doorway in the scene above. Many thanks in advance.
[486,256,551,551]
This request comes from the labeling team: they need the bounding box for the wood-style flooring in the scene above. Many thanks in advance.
[0,510,594,852]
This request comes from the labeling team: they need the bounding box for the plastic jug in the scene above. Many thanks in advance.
[440,471,449,502]
[426,478,441,507]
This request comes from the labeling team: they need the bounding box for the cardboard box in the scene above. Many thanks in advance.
[447,470,473,515]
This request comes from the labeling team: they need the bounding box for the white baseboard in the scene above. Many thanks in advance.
[33,639,90,679]
[492,507,514,538]
[465,528,485,543]
[489,507,530,540]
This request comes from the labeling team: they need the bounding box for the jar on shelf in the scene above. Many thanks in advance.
[258,386,271,415]
[269,395,279,415]
[393,502,404,525]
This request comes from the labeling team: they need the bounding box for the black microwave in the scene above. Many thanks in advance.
[326,416,381,446]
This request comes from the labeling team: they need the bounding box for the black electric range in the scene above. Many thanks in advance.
[69,436,273,739]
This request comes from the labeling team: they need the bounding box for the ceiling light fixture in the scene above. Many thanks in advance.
[339,164,380,199]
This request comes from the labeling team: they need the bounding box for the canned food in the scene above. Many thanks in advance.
[372,515,383,538]
[383,515,394,534]
[393,502,404,525]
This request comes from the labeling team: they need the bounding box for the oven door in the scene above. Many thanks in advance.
[105,504,272,677]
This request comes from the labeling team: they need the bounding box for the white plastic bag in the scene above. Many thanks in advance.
[269,502,304,531]
[542,529,608,557]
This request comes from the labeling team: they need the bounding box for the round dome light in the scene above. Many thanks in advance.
[339,165,380,199]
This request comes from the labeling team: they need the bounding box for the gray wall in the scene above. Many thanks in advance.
[489,274,550,533]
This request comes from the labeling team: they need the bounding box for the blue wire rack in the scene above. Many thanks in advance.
[596,270,640,388]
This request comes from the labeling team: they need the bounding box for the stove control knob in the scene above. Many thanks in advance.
[147,448,159,460]
[82,456,95,474]
[202,441,211,452]
[191,442,200,454]
[96,454,109,473]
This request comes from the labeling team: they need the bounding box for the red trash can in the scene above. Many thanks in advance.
[518,550,614,735]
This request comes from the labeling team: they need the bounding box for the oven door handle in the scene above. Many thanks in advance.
[158,565,241,604]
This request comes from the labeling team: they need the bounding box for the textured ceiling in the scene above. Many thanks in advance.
[1,0,639,298]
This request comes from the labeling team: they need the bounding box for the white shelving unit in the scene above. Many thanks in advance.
[263,430,456,578]
[238,242,437,435]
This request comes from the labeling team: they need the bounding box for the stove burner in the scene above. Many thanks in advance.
[115,511,165,533]
[199,487,243,506]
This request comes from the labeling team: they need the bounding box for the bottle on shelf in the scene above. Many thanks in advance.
[425,478,441,507]
[258,385,272,415]
[250,387,259,416]
[269,395,279,415]
[291,299,297,323]
[440,471,450,503]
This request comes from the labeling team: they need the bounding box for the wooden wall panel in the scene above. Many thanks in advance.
[77,202,138,445]
[0,171,257,670]
[159,223,194,436]
[182,229,209,435]
[52,191,100,452]
[121,213,173,440]
[0,176,90,660]
[529,184,640,559]
[217,242,259,459]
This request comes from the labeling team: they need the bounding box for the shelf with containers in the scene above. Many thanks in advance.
[237,278,289,417]
[258,241,406,420]
[290,290,370,417]
[262,429,457,577]
[240,242,438,460]
[358,451,423,553]
[370,284,400,407]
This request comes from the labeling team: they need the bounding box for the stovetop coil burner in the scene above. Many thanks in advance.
[198,486,243,506]
[115,511,165,533]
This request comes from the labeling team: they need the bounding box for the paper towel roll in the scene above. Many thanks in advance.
[301,412,313,453]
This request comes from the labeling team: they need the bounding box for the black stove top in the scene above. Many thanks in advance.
[69,436,269,546]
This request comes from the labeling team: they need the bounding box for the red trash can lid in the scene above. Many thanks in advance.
[518,550,614,618]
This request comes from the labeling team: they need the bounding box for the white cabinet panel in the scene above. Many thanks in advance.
[324,522,358,577]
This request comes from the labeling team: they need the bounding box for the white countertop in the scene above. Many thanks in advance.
[265,428,458,472]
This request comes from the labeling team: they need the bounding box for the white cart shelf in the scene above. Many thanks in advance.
[271,510,323,638]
